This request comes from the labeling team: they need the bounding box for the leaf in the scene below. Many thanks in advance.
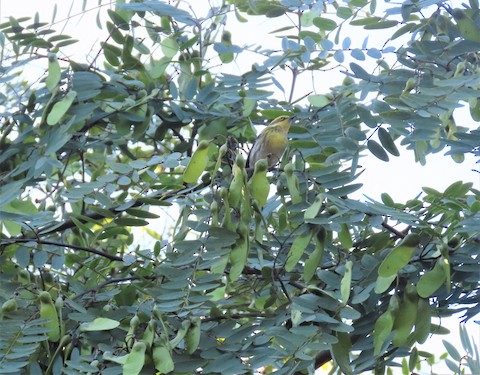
[115,218,149,226]
[350,62,371,80]
[125,208,160,219]
[341,261,353,304]
[161,36,179,58]
[118,2,195,26]
[351,48,365,60]
[443,339,462,361]
[378,128,400,156]
[331,332,352,374]
[46,90,77,125]
[381,193,395,207]
[79,317,120,332]
[107,9,129,30]
[443,180,472,198]
[285,227,315,272]
[364,20,399,29]
[313,17,337,31]
[367,139,389,161]
[378,246,416,277]
[308,94,330,107]
[33,251,48,268]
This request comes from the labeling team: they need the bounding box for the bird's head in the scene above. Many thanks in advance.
[268,115,295,131]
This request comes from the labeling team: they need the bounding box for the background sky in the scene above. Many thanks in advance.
[1,0,479,373]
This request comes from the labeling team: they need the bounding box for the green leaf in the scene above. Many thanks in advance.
[337,7,353,19]
[126,208,160,219]
[350,62,371,80]
[341,260,353,304]
[161,37,179,58]
[308,94,331,107]
[443,180,472,198]
[367,139,389,161]
[381,192,395,207]
[115,218,149,226]
[79,317,120,332]
[364,20,399,29]
[378,246,416,277]
[443,339,462,361]
[350,16,381,26]
[378,128,400,156]
[332,332,352,374]
[46,90,77,125]
[107,9,129,30]
[313,17,337,31]
[285,227,315,272]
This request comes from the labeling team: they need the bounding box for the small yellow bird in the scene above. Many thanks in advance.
[246,115,294,169]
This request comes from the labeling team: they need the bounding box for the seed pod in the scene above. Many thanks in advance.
[169,320,191,348]
[284,163,302,204]
[185,317,201,354]
[39,291,60,342]
[183,141,210,183]
[229,155,246,208]
[142,319,157,351]
[122,341,146,375]
[248,159,269,207]
[1,298,18,313]
[153,337,174,374]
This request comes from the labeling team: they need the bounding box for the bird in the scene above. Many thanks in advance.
[246,115,294,169]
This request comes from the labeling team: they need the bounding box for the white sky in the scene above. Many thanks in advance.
[1,0,478,373]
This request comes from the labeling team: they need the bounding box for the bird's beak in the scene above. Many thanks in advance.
[289,115,297,122]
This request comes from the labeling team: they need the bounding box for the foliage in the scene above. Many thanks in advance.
[1,0,480,374]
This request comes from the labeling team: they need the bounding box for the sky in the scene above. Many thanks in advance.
[1,0,479,373]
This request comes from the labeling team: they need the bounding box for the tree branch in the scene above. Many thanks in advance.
[32,180,210,237]
[1,238,123,261]
[72,276,153,300]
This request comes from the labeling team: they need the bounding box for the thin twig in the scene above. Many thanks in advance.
[1,238,123,261]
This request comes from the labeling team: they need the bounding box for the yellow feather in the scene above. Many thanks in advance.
[247,116,293,168]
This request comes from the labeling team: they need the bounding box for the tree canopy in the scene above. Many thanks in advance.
[0,0,479,374]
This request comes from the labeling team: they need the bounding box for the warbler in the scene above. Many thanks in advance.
[246,115,294,169]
